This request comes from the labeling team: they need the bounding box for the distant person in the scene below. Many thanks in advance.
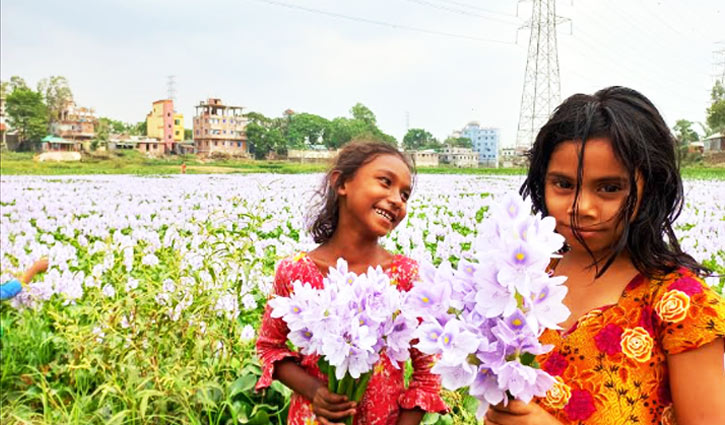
[181,162,187,174]
[485,87,725,425]
[256,141,447,425]
[0,258,49,300]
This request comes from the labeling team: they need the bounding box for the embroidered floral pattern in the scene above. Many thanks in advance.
[256,252,447,425]
[536,268,725,424]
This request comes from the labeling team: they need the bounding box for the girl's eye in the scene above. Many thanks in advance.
[553,179,573,190]
[379,177,391,186]
[600,184,622,193]
[401,192,410,202]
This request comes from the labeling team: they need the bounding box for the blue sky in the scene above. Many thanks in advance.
[2,0,723,147]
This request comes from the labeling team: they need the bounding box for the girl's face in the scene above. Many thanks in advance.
[337,154,412,238]
[544,137,644,256]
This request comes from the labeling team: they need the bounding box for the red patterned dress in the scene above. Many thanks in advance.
[535,267,725,424]
[256,252,448,425]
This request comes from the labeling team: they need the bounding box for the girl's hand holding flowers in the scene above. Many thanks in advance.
[311,386,357,425]
[484,400,562,425]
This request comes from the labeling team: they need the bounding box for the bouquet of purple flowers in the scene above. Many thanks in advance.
[406,192,570,418]
[269,259,417,424]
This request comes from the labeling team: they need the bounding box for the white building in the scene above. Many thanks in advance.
[406,149,439,167]
[440,146,478,168]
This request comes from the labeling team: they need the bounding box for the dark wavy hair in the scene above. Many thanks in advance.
[520,86,708,278]
[308,140,416,244]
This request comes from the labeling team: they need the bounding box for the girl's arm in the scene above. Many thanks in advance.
[668,338,725,425]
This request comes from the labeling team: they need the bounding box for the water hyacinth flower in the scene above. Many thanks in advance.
[269,258,417,424]
[408,191,570,418]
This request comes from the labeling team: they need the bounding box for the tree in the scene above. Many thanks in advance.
[5,86,48,149]
[706,80,725,133]
[444,136,473,149]
[9,76,28,91]
[350,103,377,126]
[184,128,193,140]
[92,119,110,151]
[287,113,330,148]
[403,128,439,150]
[37,76,73,123]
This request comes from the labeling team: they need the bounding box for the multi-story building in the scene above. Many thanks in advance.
[439,146,479,168]
[50,101,98,141]
[461,121,499,167]
[146,99,183,153]
[193,98,248,156]
[406,149,439,167]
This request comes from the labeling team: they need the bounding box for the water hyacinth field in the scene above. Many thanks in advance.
[1,174,723,424]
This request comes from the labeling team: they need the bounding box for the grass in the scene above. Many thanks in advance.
[1,150,724,179]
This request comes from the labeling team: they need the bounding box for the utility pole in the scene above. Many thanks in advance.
[515,0,569,153]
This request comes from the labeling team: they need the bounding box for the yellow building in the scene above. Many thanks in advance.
[173,113,183,141]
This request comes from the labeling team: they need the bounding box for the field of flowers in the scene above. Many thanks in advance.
[1,174,723,424]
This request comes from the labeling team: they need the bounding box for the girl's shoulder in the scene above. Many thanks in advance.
[641,266,725,356]
[273,252,323,293]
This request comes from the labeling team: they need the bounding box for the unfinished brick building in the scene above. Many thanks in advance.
[193,98,248,156]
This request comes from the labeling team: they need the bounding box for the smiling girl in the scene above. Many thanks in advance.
[485,87,725,425]
[256,141,447,425]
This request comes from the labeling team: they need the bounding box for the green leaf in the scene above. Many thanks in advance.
[462,395,479,415]
[520,352,536,366]
[421,413,440,424]
[229,374,257,398]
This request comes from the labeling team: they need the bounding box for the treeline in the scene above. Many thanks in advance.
[245,103,397,159]
[671,80,725,163]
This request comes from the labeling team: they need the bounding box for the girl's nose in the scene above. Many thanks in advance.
[567,190,597,220]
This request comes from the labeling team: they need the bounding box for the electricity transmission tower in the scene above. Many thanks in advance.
[167,75,177,103]
[515,0,568,151]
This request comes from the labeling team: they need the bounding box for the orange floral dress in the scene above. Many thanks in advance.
[256,252,448,425]
[535,267,725,424]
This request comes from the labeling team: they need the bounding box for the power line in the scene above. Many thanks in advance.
[400,0,521,25]
[248,0,515,44]
[432,0,519,18]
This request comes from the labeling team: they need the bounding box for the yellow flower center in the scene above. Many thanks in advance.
[443,336,450,344]
[512,318,522,326]
[515,252,525,261]
[422,296,430,303]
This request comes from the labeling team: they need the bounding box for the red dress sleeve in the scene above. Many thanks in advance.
[255,256,302,391]
[394,255,449,414]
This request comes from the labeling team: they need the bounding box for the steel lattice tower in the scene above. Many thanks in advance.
[515,0,563,151]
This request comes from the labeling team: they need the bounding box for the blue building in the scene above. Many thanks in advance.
[461,122,499,167]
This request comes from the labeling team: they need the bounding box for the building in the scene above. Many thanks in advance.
[703,132,724,152]
[146,99,184,153]
[50,101,97,141]
[439,146,479,168]
[461,122,499,167]
[193,98,248,156]
[287,148,337,163]
[406,149,439,167]
[499,147,517,167]
[40,135,81,152]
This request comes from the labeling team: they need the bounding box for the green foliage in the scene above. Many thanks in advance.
[37,76,73,123]
[706,80,725,132]
[286,113,330,148]
[403,128,440,151]
[443,137,473,149]
[5,84,49,147]
[184,129,193,140]
[0,209,289,424]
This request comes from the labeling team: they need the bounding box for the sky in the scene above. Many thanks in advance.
[2,0,723,147]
